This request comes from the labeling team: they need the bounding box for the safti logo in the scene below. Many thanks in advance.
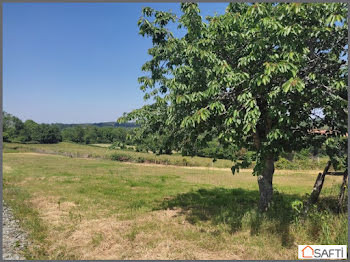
[298,245,347,259]
[301,246,314,258]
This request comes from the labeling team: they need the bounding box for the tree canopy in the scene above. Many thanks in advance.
[119,2,348,211]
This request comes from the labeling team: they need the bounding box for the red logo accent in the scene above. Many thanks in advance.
[302,246,314,258]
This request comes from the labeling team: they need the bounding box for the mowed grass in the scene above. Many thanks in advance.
[3,151,347,260]
[3,142,234,168]
[3,142,329,169]
[89,143,112,148]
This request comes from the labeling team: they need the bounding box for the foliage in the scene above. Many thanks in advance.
[2,112,62,144]
[325,136,347,170]
[53,121,138,129]
[61,126,132,145]
[3,112,24,142]
[120,2,347,172]
[120,103,174,155]
[119,3,347,209]
[109,141,126,150]
[2,111,133,145]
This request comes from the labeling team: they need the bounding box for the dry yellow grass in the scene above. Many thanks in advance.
[3,150,346,260]
[3,165,13,172]
[29,194,243,259]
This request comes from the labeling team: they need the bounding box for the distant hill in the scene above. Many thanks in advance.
[53,122,138,130]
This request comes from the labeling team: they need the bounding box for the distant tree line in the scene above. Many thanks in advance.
[3,112,329,163]
[54,121,138,129]
[3,112,62,143]
[2,112,133,144]
[61,126,131,144]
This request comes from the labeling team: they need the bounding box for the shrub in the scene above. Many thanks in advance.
[110,153,131,162]
[136,156,145,163]
[294,148,311,160]
[182,158,189,166]
[162,158,171,165]
[275,157,295,169]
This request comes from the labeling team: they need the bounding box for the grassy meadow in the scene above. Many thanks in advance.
[3,143,348,259]
[3,142,329,170]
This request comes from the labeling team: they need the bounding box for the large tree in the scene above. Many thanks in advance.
[119,3,348,211]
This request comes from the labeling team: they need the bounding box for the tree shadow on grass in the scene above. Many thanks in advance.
[318,195,348,213]
[158,187,305,247]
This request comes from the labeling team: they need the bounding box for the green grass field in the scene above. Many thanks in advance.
[3,143,347,259]
[3,142,330,170]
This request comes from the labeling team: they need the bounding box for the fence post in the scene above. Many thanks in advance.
[337,170,348,213]
[304,161,331,213]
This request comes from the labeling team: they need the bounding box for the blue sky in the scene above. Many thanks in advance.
[4,3,228,124]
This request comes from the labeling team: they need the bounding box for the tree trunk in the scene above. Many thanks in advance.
[257,157,275,212]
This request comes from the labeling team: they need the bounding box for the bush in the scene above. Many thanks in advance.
[280,151,295,161]
[275,157,296,169]
[110,153,131,162]
[162,158,171,165]
[109,142,122,150]
[136,156,145,163]
[294,148,311,160]
[182,158,189,166]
